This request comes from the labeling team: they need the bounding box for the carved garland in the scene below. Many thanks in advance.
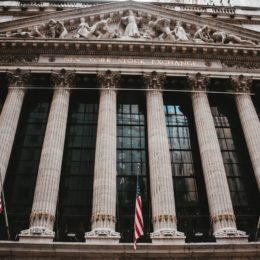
[211,213,236,223]
[152,214,177,223]
[30,212,55,226]
[91,213,117,223]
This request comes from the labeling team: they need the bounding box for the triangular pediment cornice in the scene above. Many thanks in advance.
[0,0,260,43]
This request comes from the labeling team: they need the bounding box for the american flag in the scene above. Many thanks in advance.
[133,179,144,250]
[0,197,3,214]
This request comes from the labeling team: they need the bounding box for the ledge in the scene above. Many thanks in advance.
[0,241,259,259]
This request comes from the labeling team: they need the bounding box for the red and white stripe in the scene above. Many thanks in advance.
[133,194,144,250]
[0,197,3,214]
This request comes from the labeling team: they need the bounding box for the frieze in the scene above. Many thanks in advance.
[221,61,260,70]
[0,55,39,64]
[39,55,223,69]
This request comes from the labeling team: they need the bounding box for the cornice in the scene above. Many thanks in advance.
[0,39,259,61]
[0,1,260,42]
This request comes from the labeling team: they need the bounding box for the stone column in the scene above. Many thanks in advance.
[143,71,185,244]
[85,70,120,244]
[19,69,75,243]
[187,73,247,243]
[231,75,260,191]
[0,69,30,191]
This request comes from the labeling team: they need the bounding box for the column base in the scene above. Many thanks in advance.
[19,227,54,243]
[214,228,248,243]
[151,229,186,244]
[85,229,120,244]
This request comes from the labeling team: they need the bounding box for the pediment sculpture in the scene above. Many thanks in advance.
[0,9,257,46]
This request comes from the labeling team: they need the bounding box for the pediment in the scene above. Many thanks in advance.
[0,1,260,46]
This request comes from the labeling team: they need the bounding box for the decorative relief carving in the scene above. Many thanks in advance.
[222,61,260,70]
[97,70,121,89]
[1,9,258,45]
[6,68,31,87]
[211,213,236,224]
[143,71,166,90]
[0,55,39,64]
[212,31,256,45]
[50,69,76,87]
[187,72,210,91]
[230,75,253,93]
[30,212,55,226]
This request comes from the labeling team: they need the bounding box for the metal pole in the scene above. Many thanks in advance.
[0,171,10,240]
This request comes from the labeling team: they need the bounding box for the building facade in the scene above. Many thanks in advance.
[0,0,259,258]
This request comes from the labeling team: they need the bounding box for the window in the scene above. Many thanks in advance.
[117,94,151,243]
[57,92,98,242]
[2,90,51,240]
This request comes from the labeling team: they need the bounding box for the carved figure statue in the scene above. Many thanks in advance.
[6,24,45,38]
[46,19,57,38]
[174,21,189,41]
[193,25,214,43]
[44,19,68,38]
[75,17,90,38]
[88,18,112,39]
[212,31,256,45]
[121,10,142,37]
[148,18,175,41]
[56,21,68,38]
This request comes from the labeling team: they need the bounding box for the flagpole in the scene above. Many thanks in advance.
[0,171,10,240]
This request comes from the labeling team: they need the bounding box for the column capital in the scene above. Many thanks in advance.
[6,68,31,87]
[230,75,253,93]
[97,70,121,89]
[51,69,76,88]
[143,71,166,90]
[187,73,210,91]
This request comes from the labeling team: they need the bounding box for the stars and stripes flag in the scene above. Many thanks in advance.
[0,197,3,214]
[133,179,144,250]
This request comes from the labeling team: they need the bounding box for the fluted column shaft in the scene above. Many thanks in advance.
[143,71,185,243]
[231,75,260,190]
[19,70,75,242]
[146,90,177,232]
[30,87,70,231]
[191,91,236,233]
[0,69,29,192]
[188,73,247,242]
[85,71,120,243]
[91,88,117,231]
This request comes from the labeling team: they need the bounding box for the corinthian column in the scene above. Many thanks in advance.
[19,69,75,243]
[231,75,260,191]
[188,73,247,243]
[85,70,120,244]
[0,69,30,191]
[144,71,185,244]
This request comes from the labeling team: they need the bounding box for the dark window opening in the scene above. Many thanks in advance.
[57,91,98,242]
[117,91,151,243]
